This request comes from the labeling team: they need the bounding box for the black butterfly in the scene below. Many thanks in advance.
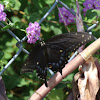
[21,32,94,87]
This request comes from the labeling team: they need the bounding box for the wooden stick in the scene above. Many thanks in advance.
[29,38,100,100]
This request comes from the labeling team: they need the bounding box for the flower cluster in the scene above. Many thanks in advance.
[0,4,7,21]
[83,0,100,16]
[26,22,41,44]
[58,7,75,26]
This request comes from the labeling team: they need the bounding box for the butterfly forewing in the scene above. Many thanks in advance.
[46,32,94,51]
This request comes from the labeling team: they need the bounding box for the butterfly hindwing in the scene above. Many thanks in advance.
[45,32,94,73]
[21,44,48,84]
[21,44,46,73]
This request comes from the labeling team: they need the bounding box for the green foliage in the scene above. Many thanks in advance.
[47,88,64,100]
[4,0,16,11]
[0,50,4,60]
[85,9,100,23]
[0,0,100,100]
[0,60,4,71]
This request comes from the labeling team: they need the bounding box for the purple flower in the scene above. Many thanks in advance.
[83,0,100,16]
[95,1,100,9]
[58,7,75,26]
[0,12,6,21]
[26,22,41,44]
[0,4,4,12]
[0,4,6,21]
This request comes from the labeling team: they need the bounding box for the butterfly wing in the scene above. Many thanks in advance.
[45,32,94,72]
[21,44,47,73]
[46,32,94,50]
[21,44,48,86]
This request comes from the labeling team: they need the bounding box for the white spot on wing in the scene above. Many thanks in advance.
[37,62,39,65]
[75,33,78,35]
[82,35,84,37]
[60,50,63,52]
[74,48,76,50]
[84,40,86,42]
[88,38,90,40]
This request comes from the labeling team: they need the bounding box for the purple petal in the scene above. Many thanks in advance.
[58,7,75,26]
[0,4,4,12]
[0,12,6,21]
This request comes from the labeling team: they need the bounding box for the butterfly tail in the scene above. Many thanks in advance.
[45,79,48,87]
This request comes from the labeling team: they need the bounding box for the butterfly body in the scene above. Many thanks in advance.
[21,32,94,86]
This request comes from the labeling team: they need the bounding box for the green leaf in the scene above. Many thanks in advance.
[11,16,21,23]
[1,25,11,31]
[50,25,62,35]
[63,73,74,82]
[86,9,97,23]
[28,12,40,22]
[0,51,4,60]
[0,60,4,71]
[12,0,21,11]
[17,78,28,87]
[41,25,51,32]
[55,83,66,89]
[4,0,15,11]
[92,10,100,17]
[3,74,21,90]
[4,52,12,59]
[47,88,64,100]
[45,0,55,5]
